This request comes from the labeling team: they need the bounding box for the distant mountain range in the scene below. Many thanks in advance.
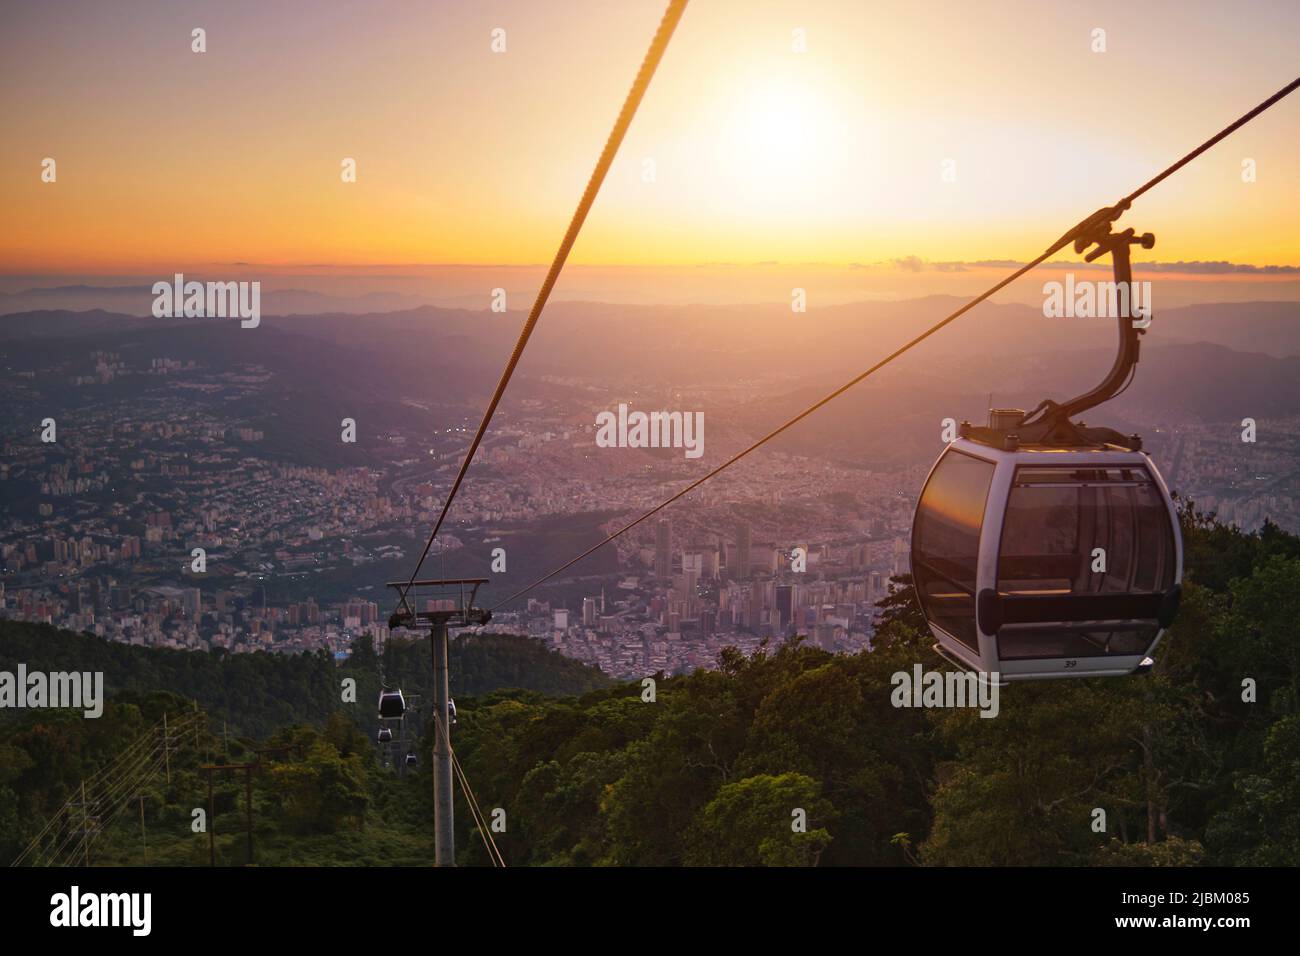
[6,296,1298,360]
[3,298,1297,471]
[0,285,426,318]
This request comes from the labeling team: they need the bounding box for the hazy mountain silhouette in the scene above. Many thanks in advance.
[4,299,1297,473]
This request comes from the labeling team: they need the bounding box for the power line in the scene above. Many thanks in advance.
[1123,77,1299,205]
[47,745,167,867]
[396,0,690,612]
[488,74,1300,612]
[54,717,196,866]
[65,750,169,867]
[12,717,170,866]
[13,712,202,867]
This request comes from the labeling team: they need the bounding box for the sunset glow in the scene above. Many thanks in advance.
[2,0,1298,277]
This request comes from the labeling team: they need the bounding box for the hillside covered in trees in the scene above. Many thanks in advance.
[429,504,1300,866]
[0,625,611,739]
[0,627,610,865]
[3,503,1299,866]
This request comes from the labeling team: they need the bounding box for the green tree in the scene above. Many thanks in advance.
[684,773,833,866]
[267,738,369,834]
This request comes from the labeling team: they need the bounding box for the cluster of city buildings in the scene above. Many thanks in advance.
[482,516,911,677]
[1150,418,1300,531]
[4,345,1298,680]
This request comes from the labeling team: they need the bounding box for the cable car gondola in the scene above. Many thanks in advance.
[377,727,393,744]
[911,214,1182,681]
[378,688,406,720]
[405,752,418,767]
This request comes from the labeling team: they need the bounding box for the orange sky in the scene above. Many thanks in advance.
[2,0,1298,276]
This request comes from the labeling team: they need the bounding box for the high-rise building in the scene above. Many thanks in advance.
[683,568,699,617]
[702,548,719,579]
[655,520,672,579]
[736,523,752,580]
[893,538,911,576]
[582,597,598,626]
[775,584,795,632]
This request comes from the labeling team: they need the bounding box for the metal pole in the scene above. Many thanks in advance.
[245,767,254,865]
[431,620,455,866]
[81,781,89,865]
[163,712,171,784]
[207,771,215,867]
[139,794,147,864]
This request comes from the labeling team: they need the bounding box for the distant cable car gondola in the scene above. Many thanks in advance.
[911,217,1182,681]
[378,688,406,719]
[405,752,418,767]
[377,727,393,743]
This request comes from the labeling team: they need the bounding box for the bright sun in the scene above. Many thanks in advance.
[711,71,849,213]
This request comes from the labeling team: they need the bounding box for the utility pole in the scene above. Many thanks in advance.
[80,781,90,866]
[201,762,261,867]
[244,765,254,865]
[431,618,454,866]
[396,712,405,779]
[135,793,147,864]
[387,577,491,869]
[207,770,215,866]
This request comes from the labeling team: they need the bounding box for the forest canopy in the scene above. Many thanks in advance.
[3,503,1299,866]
